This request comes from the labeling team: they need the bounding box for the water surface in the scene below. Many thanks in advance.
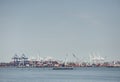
[0,67,120,82]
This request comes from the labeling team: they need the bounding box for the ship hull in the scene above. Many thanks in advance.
[53,67,73,70]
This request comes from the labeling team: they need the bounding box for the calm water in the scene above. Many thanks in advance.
[0,67,120,82]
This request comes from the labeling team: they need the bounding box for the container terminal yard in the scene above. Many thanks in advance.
[0,53,120,68]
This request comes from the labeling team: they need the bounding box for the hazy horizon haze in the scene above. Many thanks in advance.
[0,0,120,62]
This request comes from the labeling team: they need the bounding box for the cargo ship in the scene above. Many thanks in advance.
[53,67,73,70]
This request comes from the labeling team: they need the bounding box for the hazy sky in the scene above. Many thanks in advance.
[0,0,120,62]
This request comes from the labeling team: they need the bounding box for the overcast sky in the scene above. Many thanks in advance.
[0,0,120,62]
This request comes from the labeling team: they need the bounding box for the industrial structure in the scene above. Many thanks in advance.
[12,54,29,67]
[0,53,120,68]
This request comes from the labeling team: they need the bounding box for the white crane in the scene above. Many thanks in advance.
[89,52,105,64]
[72,53,81,65]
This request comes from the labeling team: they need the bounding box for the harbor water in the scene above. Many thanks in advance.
[0,67,120,82]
